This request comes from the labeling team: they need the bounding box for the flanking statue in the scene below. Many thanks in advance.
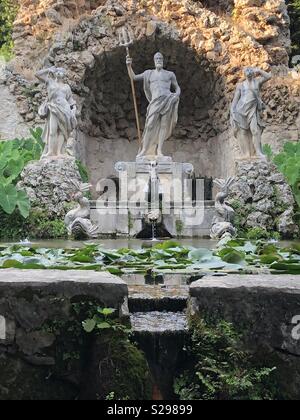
[64,180,98,239]
[126,52,181,160]
[231,67,272,160]
[210,178,236,240]
[36,66,77,159]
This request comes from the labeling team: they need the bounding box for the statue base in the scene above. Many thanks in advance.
[18,158,82,218]
[136,155,173,164]
[91,160,216,238]
[230,159,298,238]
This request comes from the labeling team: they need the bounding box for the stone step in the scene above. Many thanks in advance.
[128,285,188,313]
[130,311,188,334]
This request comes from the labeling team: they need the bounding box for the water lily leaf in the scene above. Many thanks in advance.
[271,262,300,274]
[188,248,213,261]
[218,248,246,264]
[70,253,94,263]
[260,254,282,264]
[190,259,227,270]
[106,267,123,275]
[153,240,181,250]
[2,259,24,268]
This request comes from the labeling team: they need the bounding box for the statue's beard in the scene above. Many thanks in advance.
[156,64,163,70]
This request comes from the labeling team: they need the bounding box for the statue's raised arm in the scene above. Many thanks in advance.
[253,67,272,86]
[126,56,145,82]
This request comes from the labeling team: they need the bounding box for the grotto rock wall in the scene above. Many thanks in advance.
[2,0,300,184]
[229,160,299,238]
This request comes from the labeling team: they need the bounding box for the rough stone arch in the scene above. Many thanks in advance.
[74,22,231,189]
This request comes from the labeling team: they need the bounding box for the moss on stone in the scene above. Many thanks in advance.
[81,331,152,400]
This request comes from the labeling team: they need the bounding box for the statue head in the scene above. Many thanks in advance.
[154,52,164,70]
[244,67,255,80]
[50,67,66,81]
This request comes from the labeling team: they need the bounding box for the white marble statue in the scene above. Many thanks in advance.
[231,67,272,160]
[211,178,236,240]
[36,66,77,159]
[65,181,98,239]
[126,52,181,160]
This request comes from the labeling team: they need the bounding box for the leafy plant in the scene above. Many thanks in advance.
[75,159,89,184]
[246,227,280,241]
[0,129,43,218]
[82,306,130,335]
[174,316,276,400]
[269,142,300,206]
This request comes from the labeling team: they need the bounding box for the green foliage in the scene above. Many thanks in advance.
[247,227,281,241]
[174,316,276,400]
[175,220,184,236]
[267,141,300,207]
[0,207,67,240]
[82,307,130,334]
[0,129,43,218]
[0,0,19,59]
[75,159,89,184]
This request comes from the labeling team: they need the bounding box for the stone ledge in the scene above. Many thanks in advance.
[0,269,127,308]
[190,275,300,295]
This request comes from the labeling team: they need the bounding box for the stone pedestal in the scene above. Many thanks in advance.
[91,160,216,238]
[18,158,82,218]
[230,159,298,238]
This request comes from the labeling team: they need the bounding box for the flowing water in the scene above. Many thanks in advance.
[131,312,188,333]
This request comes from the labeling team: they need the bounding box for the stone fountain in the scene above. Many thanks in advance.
[90,49,215,238]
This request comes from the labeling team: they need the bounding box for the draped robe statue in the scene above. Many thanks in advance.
[231,67,272,160]
[126,52,181,160]
[36,66,77,158]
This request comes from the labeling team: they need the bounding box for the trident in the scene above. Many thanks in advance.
[119,28,142,145]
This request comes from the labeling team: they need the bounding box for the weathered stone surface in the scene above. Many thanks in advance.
[18,158,82,218]
[0,269,128,400]
[190,275,300,399]
[2,0,299,184]
[0,82,30,140]
[229,160,298,237]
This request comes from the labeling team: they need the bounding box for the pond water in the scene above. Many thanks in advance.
[0,238,219,250]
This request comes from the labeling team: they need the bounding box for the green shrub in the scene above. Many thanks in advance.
[247,227,280,241]
[264,142,300,207]
[174,316,276,400]
[75,159,89,184]
[0,207,67,241]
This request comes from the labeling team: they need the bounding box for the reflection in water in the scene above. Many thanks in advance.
[1,238,219,250]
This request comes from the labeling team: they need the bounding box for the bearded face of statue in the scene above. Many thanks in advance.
[154,53,164,70]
